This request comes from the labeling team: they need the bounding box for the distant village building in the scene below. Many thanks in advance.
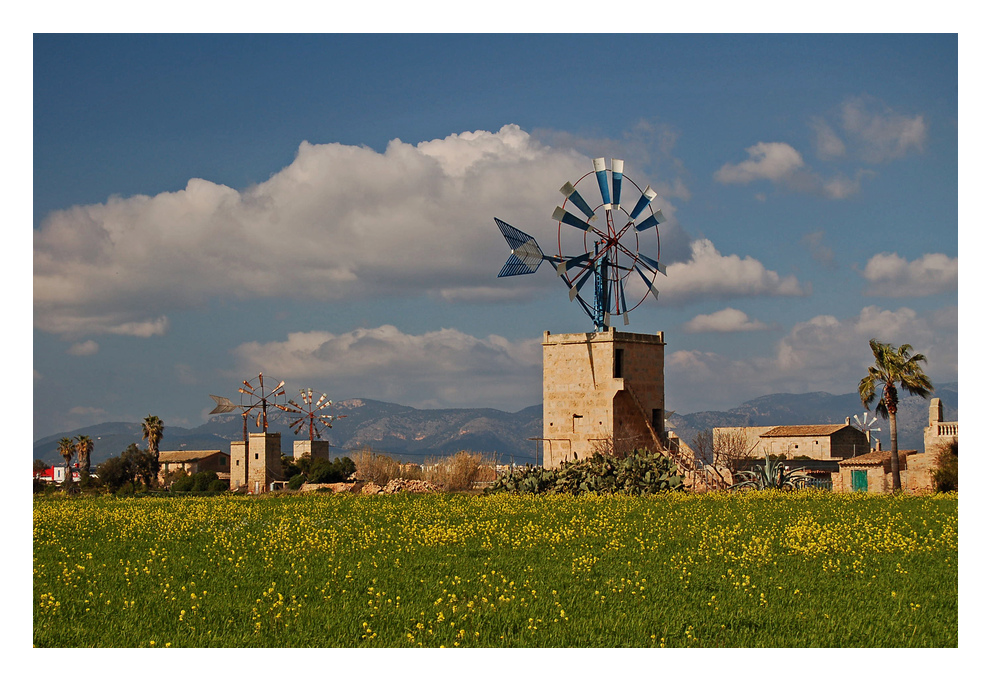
[714,420,871,461]
[158,450,230,484]
[35,464,79,484]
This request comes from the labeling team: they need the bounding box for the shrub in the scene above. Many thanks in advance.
[97,454,134,493]
[353,449,402,486]
[309,457,357,484]
[288,473,306,490]
[171,474,194,492]
[191,471,220,492]
[206,478,228,493]
[281,455,302,480]
[931,438,958,492]
[425,451,497,492]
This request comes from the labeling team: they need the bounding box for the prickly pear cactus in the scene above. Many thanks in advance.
[486,449,683,496]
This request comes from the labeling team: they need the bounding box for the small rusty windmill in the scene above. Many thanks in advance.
[278,388,347,441]
[209,373,287,444]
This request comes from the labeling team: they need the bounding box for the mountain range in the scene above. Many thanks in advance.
[33,384,957,467]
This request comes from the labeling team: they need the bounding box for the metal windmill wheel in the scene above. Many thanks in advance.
[554,158,665,329]
[238,373,287,439]
[853,411,882,448]
[494,157,666,331]
[278,388,346,441]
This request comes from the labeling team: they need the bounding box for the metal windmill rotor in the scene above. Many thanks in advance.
[277,388,347,441]
[852,411,882,448]
[208,373,287,444]
[495,157,666,331]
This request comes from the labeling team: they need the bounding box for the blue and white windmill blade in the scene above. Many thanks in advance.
[635,264,661,299]
[635,210,666,232]
[559,182,598,220]
[569,267,595,301]
[555,252,593,276]
[593,157,612,209]
[611,159,624,208]
[629,186,657,220]
[619,277,630,326]
[637,252,668,276]
[552,206,593,232]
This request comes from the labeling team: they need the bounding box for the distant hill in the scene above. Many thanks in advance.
[33,399,543,466]
[34,384,956,466]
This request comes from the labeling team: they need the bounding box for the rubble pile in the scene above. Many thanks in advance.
[300,478,442,494]
[382,478,442,494]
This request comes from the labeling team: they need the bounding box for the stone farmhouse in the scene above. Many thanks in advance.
[158,450,231,485]
[714,421,872,461]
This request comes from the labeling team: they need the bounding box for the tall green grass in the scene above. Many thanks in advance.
[33,490,956,647]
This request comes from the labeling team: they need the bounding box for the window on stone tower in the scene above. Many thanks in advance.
[614,349,624,378]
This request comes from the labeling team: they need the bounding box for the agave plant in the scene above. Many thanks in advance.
[732,454,817,491]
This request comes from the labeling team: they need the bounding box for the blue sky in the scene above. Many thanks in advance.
[31,32,960,440]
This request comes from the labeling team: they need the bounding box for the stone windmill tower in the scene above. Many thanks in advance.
[494,158,689,472]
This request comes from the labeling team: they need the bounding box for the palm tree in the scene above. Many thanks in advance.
[57,437,75,488]
[76,435,95,484]
[858,339,933,492]
[142,415,165,487]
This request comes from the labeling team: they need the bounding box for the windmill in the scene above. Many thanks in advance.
[277,388,347,441]
[495,157,666,330]
[853,411,882,450]
[208,373,287,445]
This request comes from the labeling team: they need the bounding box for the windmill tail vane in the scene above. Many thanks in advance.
[494,157,667,331]
[208,395,238,414]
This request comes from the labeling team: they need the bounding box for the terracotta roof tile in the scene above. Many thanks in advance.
[839,450,916,466]
[158,450,225,463]
[760,425,850,438]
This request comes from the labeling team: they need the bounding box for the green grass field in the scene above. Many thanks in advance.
[33,490,957,648]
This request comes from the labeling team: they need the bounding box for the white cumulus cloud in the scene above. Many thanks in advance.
[665,305,956,413]
[67,340,99,356]
[651,239,806,306]
[840,95,927,162]
[714,142,805,184]
[683,308,768,333]
[34,125,591,337]
[232,325,542,411]
[862,252,958,297]
[714,141,866,199]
